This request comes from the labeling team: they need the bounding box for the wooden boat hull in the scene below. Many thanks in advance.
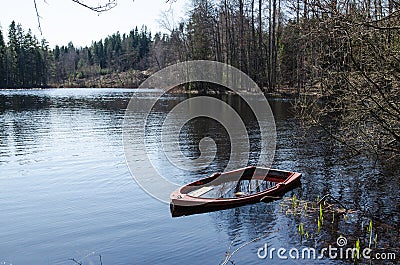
[170,166,302,217]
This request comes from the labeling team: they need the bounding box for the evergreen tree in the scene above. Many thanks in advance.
[0,27,6,87]
[7,21,19,87]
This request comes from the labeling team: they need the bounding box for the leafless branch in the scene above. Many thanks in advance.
[68,258,82,265]
[33,0,119,35]
[71,0,118,13]
[220,233,269,265]
[33,0,42,35]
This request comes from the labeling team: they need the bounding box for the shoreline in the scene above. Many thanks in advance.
[0,86,322,98]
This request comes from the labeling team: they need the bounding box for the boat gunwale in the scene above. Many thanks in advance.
[171,166,302,203]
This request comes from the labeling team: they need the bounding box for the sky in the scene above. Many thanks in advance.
[0,0,186,48]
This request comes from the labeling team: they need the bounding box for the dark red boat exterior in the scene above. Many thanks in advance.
[170,166,302,216]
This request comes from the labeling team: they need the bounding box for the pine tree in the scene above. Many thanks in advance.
[7,21,19,87]
[0,27,6,87]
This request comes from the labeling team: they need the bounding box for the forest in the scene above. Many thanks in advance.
[0,0,399,161]
[0,21,152,88]
[0,0,399,91]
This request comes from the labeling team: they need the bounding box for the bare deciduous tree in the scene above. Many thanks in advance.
[294,0,400,163]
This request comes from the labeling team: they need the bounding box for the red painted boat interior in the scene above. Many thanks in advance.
[179,167,295,199]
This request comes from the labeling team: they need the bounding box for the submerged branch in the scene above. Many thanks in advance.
[221,233,269,265]
[318,194,348,212]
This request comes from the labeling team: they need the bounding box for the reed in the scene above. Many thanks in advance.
[367,220,373,249]
[298,223,305,243]
[354,238,361,264]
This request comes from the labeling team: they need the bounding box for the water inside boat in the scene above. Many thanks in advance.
[187,179,281,199]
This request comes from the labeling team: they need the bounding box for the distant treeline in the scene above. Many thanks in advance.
[52,26,152,87]
[0,21,152,88]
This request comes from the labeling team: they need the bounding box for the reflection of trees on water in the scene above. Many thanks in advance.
[293,121,400,243]
[0,100,53,162]
[147,92,264,184]
[0,90,131,164]
[198,179,275,199]
[285,99,399,258]
[0,94,52,112]
[209,202,278,243]
[0,90,132,113]
[179,117,230,173]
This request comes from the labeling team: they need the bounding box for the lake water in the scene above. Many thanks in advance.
[0,88,398,265]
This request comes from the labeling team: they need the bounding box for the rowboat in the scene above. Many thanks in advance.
[170,166,302,216]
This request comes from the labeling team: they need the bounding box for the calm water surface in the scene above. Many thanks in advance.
[0,88,398,265]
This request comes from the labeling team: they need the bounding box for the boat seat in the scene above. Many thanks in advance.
[188,186,214,197]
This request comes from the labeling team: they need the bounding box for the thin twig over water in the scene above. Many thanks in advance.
[221,233,269,265]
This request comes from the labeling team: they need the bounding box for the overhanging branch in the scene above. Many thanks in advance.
[71,0,118,13]
[33,0,42,35]
[33,0,119,35]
